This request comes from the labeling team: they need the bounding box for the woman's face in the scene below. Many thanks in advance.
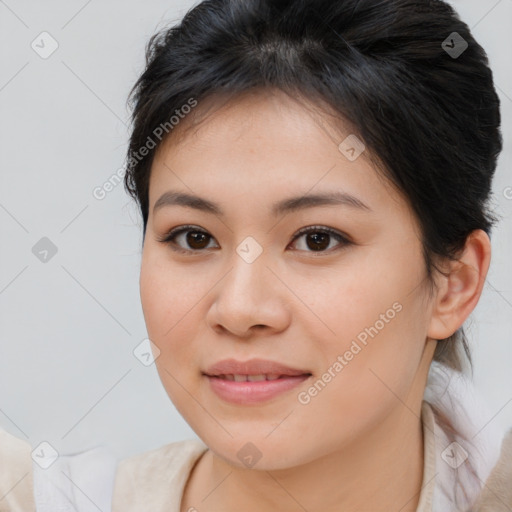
[140,90,437,469]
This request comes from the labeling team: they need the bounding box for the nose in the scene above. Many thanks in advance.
[205,250,291,339]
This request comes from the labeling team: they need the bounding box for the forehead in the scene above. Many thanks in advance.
[148,90,405,218]
[159,89,360,159]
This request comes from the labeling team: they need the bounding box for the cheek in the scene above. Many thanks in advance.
[294,307,427,460]
[300,252,422,350]
[139,247,208,387]
[307,254,429,412]
[139,253,167,340]
[140,247,195,339]
[139,254,197,408]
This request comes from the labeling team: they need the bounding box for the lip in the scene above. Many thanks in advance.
[203,358,312,405]
[204,358,311,377]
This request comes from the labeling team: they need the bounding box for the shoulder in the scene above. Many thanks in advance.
[0,429,36,512]
[473,428,512,511]
[423,363,512,511]
[114,438,208,479]
[112,438,208,512]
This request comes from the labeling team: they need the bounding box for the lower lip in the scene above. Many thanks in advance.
[205,374,311,405]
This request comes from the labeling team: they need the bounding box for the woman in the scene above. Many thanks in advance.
[112,0,512,509]
[1,0,511,511]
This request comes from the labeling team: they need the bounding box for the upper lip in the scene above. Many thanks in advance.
[204,358,311,377]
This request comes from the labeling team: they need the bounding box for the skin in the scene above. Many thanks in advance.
[139,89,491,512]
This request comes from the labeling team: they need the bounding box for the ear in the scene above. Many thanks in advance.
[427,229,491,340]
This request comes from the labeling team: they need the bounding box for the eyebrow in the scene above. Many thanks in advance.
[153,190,372,217]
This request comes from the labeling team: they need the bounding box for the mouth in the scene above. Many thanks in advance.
[203,359,312,405]
[204,357,311,378]
[207,373,310,381]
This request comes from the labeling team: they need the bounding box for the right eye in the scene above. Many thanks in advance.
[157,225,219,254]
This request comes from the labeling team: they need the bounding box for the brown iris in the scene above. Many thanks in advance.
[306,232,330,251]
[186,231,211,249]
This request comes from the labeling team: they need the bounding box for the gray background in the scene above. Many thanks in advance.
[1,0,511,461]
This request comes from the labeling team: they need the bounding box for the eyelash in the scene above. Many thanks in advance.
[157,224,352,256]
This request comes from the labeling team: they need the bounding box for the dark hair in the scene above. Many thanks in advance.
[124,0,502,372]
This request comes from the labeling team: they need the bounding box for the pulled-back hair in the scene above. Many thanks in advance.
[124,0,502,372]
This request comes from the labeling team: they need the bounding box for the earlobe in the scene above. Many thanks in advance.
[427,230,491,340]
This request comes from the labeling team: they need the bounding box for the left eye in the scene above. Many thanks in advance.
[288,226,351,253]
[157,225,351,254]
